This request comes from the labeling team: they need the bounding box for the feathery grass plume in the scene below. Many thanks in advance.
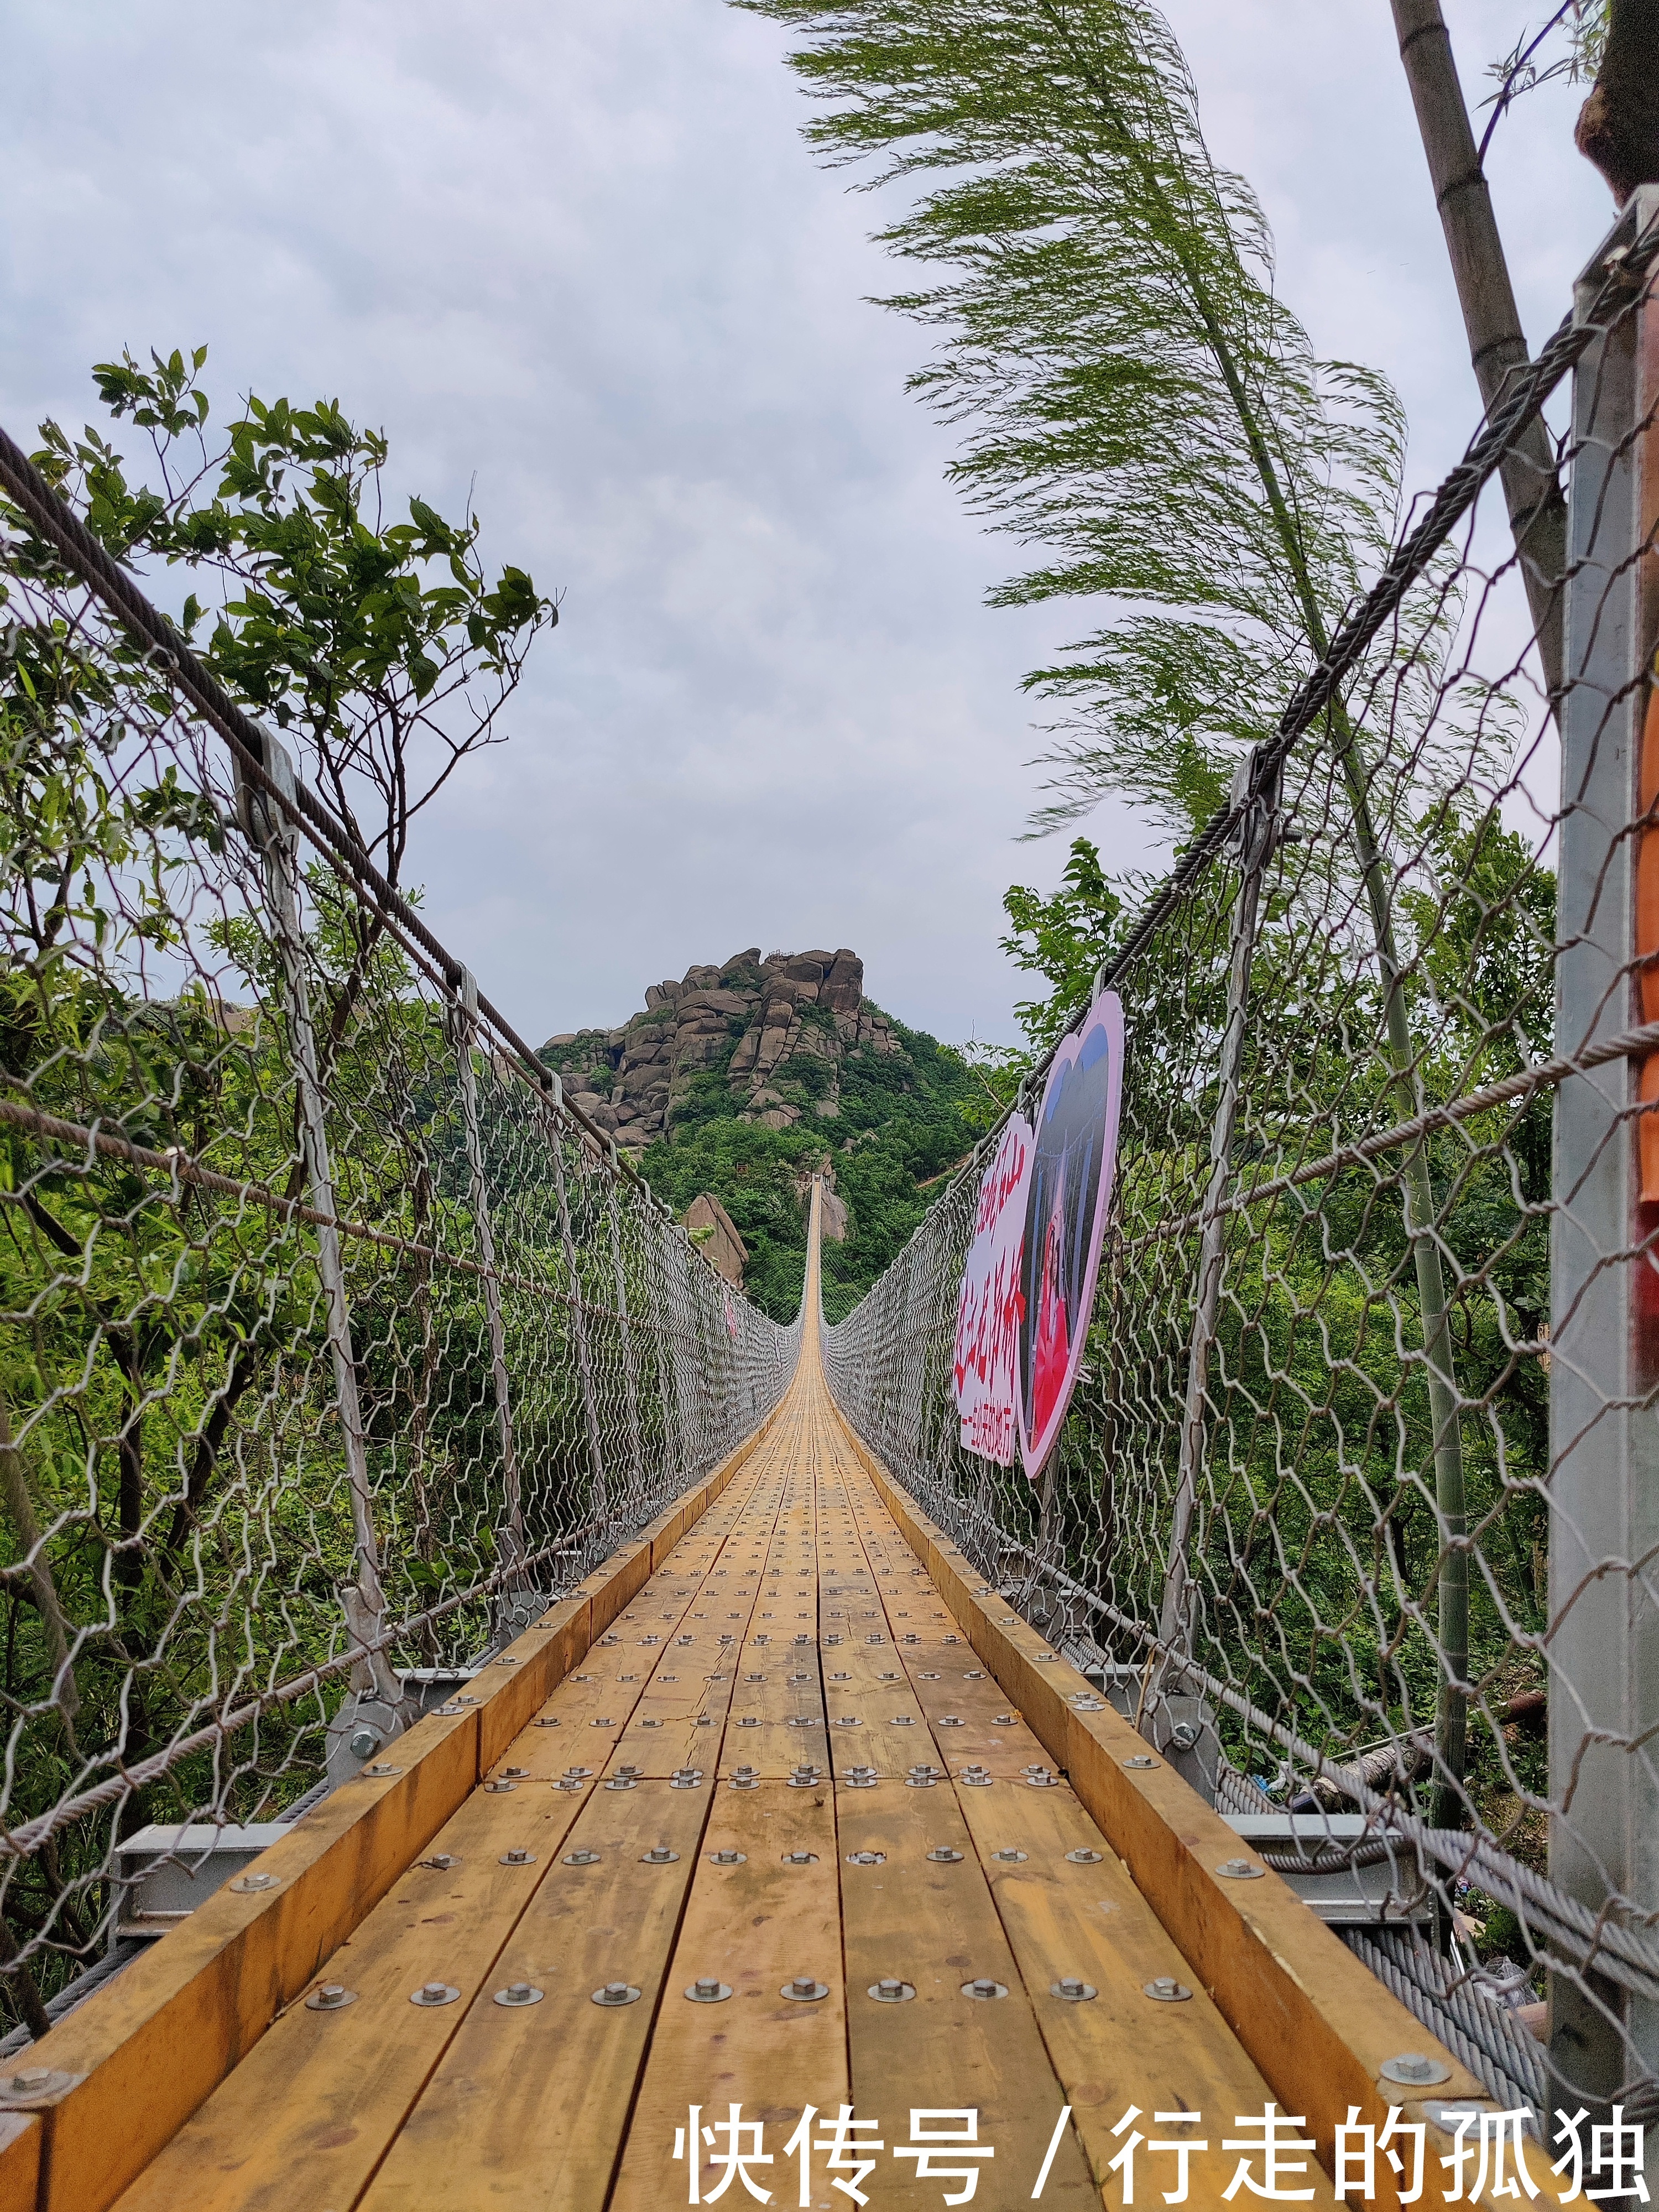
[730,0,1412,839]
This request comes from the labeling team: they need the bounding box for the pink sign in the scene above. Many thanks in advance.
[951,1113,1034,1466]
[1018,992,1125,1478]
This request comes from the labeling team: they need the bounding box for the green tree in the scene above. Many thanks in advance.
[1000,836,1123,1048]
[0,349,559,2017]
[35,345,555,889]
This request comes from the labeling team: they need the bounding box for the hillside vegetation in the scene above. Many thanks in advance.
[539,948,987,1319]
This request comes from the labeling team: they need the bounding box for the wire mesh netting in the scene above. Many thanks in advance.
[0,436,796,2030]
[826,199,1659,2122]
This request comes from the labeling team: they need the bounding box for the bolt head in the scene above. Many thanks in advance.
[1218,1858,1264,1880]
[9,2071,50,2092]
[1380,2053,1450,2086]
[564,1849,600,1865]
[927,1848,964,1864]
[963,1977,1007,2000]
[348,1726,382,1759]
[1066,1848,1103,1864]
[1144,1977,1192,2002]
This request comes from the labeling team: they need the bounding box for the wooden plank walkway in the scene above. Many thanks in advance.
[20,1183,1501,2212]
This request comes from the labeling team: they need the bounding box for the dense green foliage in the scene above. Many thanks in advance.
[1000,835,1124,1051]
[0,349,563,2019]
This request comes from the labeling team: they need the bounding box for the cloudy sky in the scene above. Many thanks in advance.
[0,1,1614,1048]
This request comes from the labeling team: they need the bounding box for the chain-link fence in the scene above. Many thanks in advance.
[827,192,1659,2126]
[0,424,797,2033]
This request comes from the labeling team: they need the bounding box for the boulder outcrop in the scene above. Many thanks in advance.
[539,947,901,1152]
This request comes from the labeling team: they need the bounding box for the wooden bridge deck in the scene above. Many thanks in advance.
[8,1191,1499,2212]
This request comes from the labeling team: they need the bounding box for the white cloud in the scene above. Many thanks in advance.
[0,0,1615,1046]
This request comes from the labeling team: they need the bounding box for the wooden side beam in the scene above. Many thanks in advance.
[0,2119,38,2212]
[846,1432,1555,2211]
[6,1415,779,2212]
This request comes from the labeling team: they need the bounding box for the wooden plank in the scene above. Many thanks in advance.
[614,1491,781,1779]
[717,1498,827,1781]
[104,1452,784,2212]
[0,2115,38,2212]
[816,1628,930,1778]
[608,1781,848,2212]
[21,1416,780,2212]
[818,1405,1098,2212]
[109,1767,595,2212]
[34,1706,480,2212]
[952,1769,1340,2206]
[846,1428,1512,2209]
[358,1778,717,2212]
[900,1631,1061,1777]
[836,1764,1097,2211]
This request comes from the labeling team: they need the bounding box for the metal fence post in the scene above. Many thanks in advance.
[1157,749,1280,1667]
[451,969,530,1640]
[643,1199,690,1496]
[604,1182,648,1520]
[1550,192,1659,2116]
[547,1110,609,1536]
[235,738,401,1771]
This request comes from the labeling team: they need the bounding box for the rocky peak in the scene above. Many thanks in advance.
[539,946,902,1151]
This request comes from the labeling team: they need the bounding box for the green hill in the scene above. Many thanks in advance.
[538,947,985,1321]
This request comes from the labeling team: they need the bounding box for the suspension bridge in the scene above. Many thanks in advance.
[0,1190,1494,2211]
[0,190,1657,2212]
